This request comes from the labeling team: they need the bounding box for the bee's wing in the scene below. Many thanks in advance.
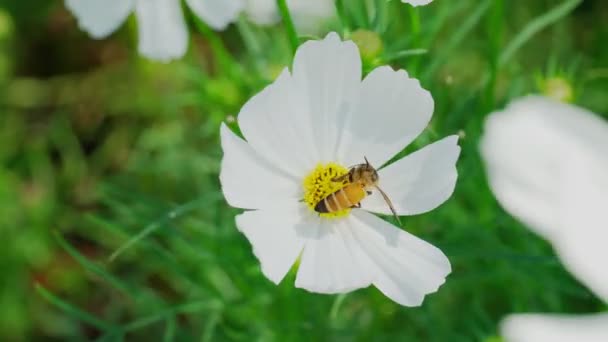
[374,185,402,226]
[331,173,350,183]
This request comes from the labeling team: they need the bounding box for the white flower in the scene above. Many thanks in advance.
[244,0,335,33]
[64,0,244,61]
[501,313,608,342]
[480,96,608,342]
[402,0,434,6]
[220,32,460,306]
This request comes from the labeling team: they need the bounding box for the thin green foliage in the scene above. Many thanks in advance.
[276,0,300,54]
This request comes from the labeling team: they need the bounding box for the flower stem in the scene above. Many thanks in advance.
[334,0,351,34]
[276,0,299,54]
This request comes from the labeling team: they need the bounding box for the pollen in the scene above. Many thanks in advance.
[303,162,351,219]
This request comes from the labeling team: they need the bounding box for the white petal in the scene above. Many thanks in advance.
[337,66,434,168]
[186,0,244,30]
[237,68,318,178]
[219,123,300,210]
[295,217,374,294]
[480,96,608,300]
[65,0,134,38]
[235,205,308,284]
[401,0,433,6]
[501,313,608,342]
[555,158,608,301]
[135,0,188,61]
[351,210,450,306]
[291,32,362,163]
[362,135,460,216]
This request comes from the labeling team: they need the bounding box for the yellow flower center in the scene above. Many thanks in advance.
[302,162,351,219]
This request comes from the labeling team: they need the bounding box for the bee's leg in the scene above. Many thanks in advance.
[366,191,372,195]
[352,203,361,208]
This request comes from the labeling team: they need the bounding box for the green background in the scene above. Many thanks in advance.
[1,0,607,340]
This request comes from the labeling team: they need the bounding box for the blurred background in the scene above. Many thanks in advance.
[1,0,607,340]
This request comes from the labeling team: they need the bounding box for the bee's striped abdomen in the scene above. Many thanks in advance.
[314,184,367,213]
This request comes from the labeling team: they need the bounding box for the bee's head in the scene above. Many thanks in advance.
[361,157,379,186]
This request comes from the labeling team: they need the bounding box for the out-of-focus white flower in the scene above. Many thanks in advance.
[501,313,608,342]
[402,0,434,6]
[480,96,608,342]
[220,33,460,306]
[65,0,244,61]
[245,0,335,33]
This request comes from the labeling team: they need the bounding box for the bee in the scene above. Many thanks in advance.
[314,157,401,224]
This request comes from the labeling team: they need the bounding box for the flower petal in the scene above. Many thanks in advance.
[480,96,608,300]
[295,217,374,294]
[235,206,308,284]
[135,0,188,61]
[362,135,460,216]
[351,210,450,306]
[401,0,433,6]
[236,68,318,178]
[501,313,608,342]
[337,66,434,168]
[291,32,362,163]
[65,0,134,38]
[219,123,300,210]
[186,0,244,30]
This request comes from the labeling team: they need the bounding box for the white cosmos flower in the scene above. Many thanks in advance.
[65,0,244,61]
[220,32,460,306]
[480,96,608,342]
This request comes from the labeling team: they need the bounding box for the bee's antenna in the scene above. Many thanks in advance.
[374,185,402,226]
[364,156,370,166]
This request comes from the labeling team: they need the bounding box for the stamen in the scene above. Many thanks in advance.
[302,162,351,219]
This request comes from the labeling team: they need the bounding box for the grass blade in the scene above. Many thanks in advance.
[108,198,204,262]
[35,284,115,331]
[499,0,583,66]
[54,231,132,295]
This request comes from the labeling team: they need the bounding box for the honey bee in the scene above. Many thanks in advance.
[314,157,401,224]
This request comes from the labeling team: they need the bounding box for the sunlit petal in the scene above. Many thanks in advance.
[337,66,434,168]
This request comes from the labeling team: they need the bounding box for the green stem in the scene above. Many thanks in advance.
[408,7,421,73]
[334,0,351,34]
[276,0,299,54]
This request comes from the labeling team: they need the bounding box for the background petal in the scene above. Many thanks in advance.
[295,218,373,294]
[362,135,460,216]
[351,210,450,306]
[480,96,608,299]
[135,0,189,61]
[501,313,608,342]
[65,0,134,38]
[219,124,300,210]
[186,0,244,31]
[401,0,433,6]
[337,66,434,168]
[235,205,309,284]
[291,32,362,163]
